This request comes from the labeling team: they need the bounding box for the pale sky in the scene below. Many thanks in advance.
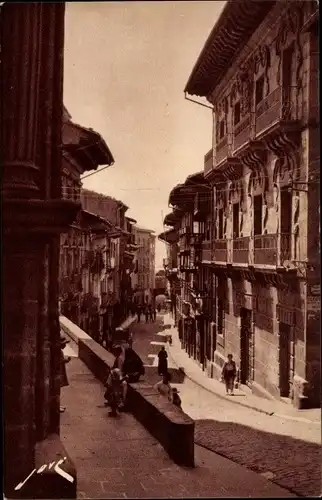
[64,1,225,269]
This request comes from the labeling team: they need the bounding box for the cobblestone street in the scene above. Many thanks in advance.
[60,357,293,498]
[131,316,322,498]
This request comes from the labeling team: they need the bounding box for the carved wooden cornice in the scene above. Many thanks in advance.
[184,1,276,97]
[264,129,301,158]
[240,140,267,172]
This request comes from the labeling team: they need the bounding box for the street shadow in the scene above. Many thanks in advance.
[194,418,321,497]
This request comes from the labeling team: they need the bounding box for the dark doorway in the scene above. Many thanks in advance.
[279,322,292,398]
[280,188,292,261]
[240,308,252,385]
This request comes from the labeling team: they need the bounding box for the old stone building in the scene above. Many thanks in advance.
[80,190,138,322]
[59,111,115,329]
[162,0,319,408]
[186,0,319,407]
[132,226,156,294]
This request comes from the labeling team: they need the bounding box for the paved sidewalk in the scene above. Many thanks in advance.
[163,314,321,425]
[60,357,294,498]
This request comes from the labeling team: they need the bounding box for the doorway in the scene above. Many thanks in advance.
[240,308,252,385]
[279,322,292,398]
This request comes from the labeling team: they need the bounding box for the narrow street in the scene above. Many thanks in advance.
[131,316,322,498]
[60,354,294,499]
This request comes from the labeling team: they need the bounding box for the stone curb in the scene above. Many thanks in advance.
[165,320,320,425]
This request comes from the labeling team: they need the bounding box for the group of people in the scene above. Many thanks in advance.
[104,345,145,416]
[104,343,182,416]
[135,303,157,323]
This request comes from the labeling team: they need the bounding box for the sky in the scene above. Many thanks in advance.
[64,1,225,270]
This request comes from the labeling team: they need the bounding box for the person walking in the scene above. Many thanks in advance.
[148,304,154,323]
[137,304,142,323]
[221,354,237,395]
[144,305,149,323]
[157,346,168,376]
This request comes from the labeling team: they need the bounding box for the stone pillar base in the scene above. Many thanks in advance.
[10,435,77,499]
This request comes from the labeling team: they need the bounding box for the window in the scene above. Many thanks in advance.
[217,298,224,336]
[218,208,224,239]
[234,102,241,126]
[253,195,262,236]
[282,43,294,89]
[255,76,265,106]
[233,202,240,239]
[219,120,225,139]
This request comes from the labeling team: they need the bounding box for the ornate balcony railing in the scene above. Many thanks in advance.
[255,87,280,135]
[233,237,250,264]
[201,241,212,262]
[215,136,228,164]
[254,234,278,266]
[233,115,251,151]
[204,149,213,175]
[213,239,228,262]
[255,86,299,137]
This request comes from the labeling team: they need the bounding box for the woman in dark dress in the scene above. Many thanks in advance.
[157,346,168,376]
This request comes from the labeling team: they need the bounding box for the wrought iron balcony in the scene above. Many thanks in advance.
[213,239,228,263]
[233,237,250,264]
[204,149,213,175]
[254,234,278,266]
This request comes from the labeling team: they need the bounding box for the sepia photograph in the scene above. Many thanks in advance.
[1,0,320,499]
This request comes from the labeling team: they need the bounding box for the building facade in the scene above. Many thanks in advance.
[59,111,115,335]
[163,0,319,408]
[132,226,156,295]
[80,190,138,322]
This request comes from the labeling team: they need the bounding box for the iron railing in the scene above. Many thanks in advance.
[201,241,212,262]
[233,237,250,264]
[254,234,278,266]
[213,239,228,262]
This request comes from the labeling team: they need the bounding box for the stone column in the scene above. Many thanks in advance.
[2,3,79,495]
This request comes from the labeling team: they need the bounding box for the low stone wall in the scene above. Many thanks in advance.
[127,383,195,467]
[59,315,195,466]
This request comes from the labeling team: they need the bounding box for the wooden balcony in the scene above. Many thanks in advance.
[233,115,251,151]
[233,237,250,264]
[255,86,299,138]
[213,239,228,262]
[201,241,212,262]
[204,149,213,175]
[254,234,277,266]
